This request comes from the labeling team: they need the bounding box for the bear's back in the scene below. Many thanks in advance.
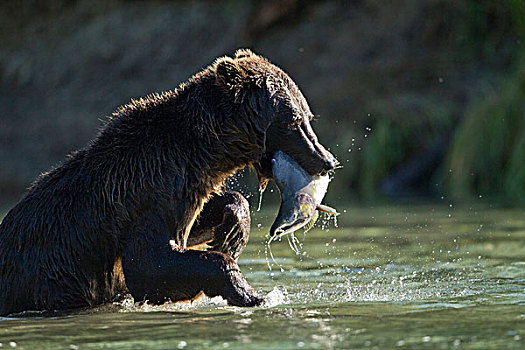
[0,153,123,315]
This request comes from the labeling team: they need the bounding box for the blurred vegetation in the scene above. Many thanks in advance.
[0,0,523,207]
[352,0,525,204]
[359,97,455,200]
[446,0,525,204]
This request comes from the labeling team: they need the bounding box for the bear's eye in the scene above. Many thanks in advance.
[288,119,302,129]
[289,114,303,126]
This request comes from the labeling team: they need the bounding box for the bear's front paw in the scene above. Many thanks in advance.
[245,295,264,307]
[199,251,262,307]
[223,270,264,307]
[220,269,264,307]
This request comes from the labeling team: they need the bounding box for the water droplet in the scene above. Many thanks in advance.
[257,189,264,212]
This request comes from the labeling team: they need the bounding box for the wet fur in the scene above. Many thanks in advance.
[0,49,334,315]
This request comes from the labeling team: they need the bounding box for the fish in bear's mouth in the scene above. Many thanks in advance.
[269,151,339,239]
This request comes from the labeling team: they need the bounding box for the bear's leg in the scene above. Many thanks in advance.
[122,213,262,307]
[188,191,250,261]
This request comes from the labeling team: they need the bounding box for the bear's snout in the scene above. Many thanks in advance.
[321,157,339,175]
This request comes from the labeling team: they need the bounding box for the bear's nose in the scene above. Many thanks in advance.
[324,157,339,171]
[319,157,338,176]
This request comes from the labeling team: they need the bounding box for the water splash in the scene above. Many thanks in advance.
[116,294,228,313]
[264,211,340,273]
[265,235,285,272]
[257,188,264,212]
[332,214,338,228]
[262,285,289,307]
[287,233,303,255]
[264,240,272,271]
[114,286,290,312]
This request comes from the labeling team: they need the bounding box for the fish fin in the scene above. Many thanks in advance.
[316,204,340,215]
[303,211,318,233]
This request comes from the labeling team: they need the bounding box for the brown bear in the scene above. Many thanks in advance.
[0,49,337,316]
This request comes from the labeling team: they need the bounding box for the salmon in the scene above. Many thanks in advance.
[269,151,338,238]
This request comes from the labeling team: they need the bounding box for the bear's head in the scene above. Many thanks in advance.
[214,49,338,189]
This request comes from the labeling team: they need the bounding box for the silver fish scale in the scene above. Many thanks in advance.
[269,151,332,237]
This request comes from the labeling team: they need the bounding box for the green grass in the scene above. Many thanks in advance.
[445,55,525,203]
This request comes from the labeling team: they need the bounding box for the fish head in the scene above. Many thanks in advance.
[269,151,339,239]
[269,193,316,238]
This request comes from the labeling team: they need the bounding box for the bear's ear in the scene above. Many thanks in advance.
[215,57,246,90]
[234,48,256,59]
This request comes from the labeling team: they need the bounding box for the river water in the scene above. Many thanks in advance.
[0,205,523,349]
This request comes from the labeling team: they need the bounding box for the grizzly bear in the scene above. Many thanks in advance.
[0,49,337,316]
